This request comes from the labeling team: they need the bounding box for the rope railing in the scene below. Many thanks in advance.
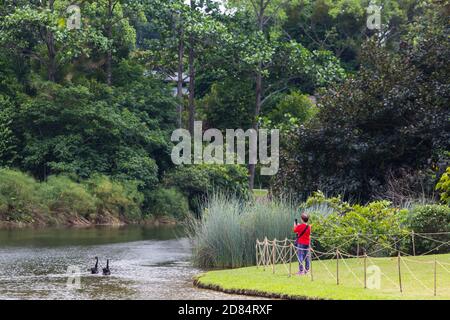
[256,232,450,296]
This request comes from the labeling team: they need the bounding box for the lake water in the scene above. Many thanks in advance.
[0,226,254,300]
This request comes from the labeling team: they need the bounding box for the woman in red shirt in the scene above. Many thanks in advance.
[293,213,311,275]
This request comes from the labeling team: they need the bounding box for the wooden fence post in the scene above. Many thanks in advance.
[289,243,293,277]
[356,234,360,258]
[263,238,268,271]
[272,239,276,274]
[255,242,259,269]
[411,231,416,256]
[434,258,437,297]
[397,252,403,293]
[364,254,367,289]
[336,249,340,285]
[310,248,314,281]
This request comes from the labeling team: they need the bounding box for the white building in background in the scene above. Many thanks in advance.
[146,71,189,97]
[164,73,190,97]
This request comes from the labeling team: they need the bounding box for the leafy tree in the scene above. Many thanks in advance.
[220,0,346,189]
[0,0,109,82]
[275,3,450,200]
[260,90,317,134]
[82,0,144,85]
[200,78,255,130]
[164,164,249,212]
[5,78,176,191]
[140,0,229,130]
[284,0,421,69]
[0,96,16,165]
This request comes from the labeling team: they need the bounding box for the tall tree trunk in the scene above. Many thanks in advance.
[188,37,195,135]
[188,0,196,135]
[248,7,266,191]
[46,32,57,82]
[106,46,112,86]
[46,0,56,82]
[177,29,185,128]
[249,64,263,190]
[106,0,113,86]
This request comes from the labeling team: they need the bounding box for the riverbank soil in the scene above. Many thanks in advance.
[0,216,177,229]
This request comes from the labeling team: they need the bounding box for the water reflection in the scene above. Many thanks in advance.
[0,226,257,300]
[0,225,184,247]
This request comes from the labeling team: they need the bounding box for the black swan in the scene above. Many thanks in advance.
[90,257,99,274]
[102,259,111,276]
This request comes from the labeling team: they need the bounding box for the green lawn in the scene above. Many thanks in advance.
[195,254,450,300]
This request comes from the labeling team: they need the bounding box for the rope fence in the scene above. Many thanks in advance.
[256,232,450,296]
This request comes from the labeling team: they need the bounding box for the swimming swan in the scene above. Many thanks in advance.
[102,259,111,276]
[90,257,99,274]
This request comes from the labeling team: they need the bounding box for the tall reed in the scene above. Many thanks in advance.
[186,193,306,268]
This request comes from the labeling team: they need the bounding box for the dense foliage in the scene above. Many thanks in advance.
[0,0,448,227]
[436,167,450,205]
[164,164,250,213]
[406,204,450,254]
[189,192,449,268]
[0,169,144,225]
[275,4,450,202]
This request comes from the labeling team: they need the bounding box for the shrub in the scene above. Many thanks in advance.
[187,193,299,268]
[436,167,450,205]
[305,192,409,256]
[405,205,450,254]
[146,188,189,219]
[0,169,44,223]
[0,170,149,225]
[84,175,144,222]
[261,91,317,133]
[164,164,249,213]
[40,176,97,220]
[188,192,412,268]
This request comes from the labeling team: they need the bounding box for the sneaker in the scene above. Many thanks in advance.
[296,271,305,276]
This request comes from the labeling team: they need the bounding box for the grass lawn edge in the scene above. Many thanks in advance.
[192,254,450,301]
[193,273,326,300]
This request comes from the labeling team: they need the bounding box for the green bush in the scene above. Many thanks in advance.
[188,192,413,268]
[405,205,450,254]
[164,164,249,213]
[0,170,153,225]
[84,175,144,222]
[40,176,97,220]
[436,167,450,205]
[303,191,409,256]
[261,91,317,133]
[146,188,189,219]
[187,193,300,268]
[0,169,44,223]
[312,201,409,256]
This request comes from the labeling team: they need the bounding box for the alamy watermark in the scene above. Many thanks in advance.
[367,3,382,31]
[171,121,279,176]
[66,265,81,290]
[67,4,81,30]
[367,265,382,289]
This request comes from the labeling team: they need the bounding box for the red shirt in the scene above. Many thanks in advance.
[294,223,311,245]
